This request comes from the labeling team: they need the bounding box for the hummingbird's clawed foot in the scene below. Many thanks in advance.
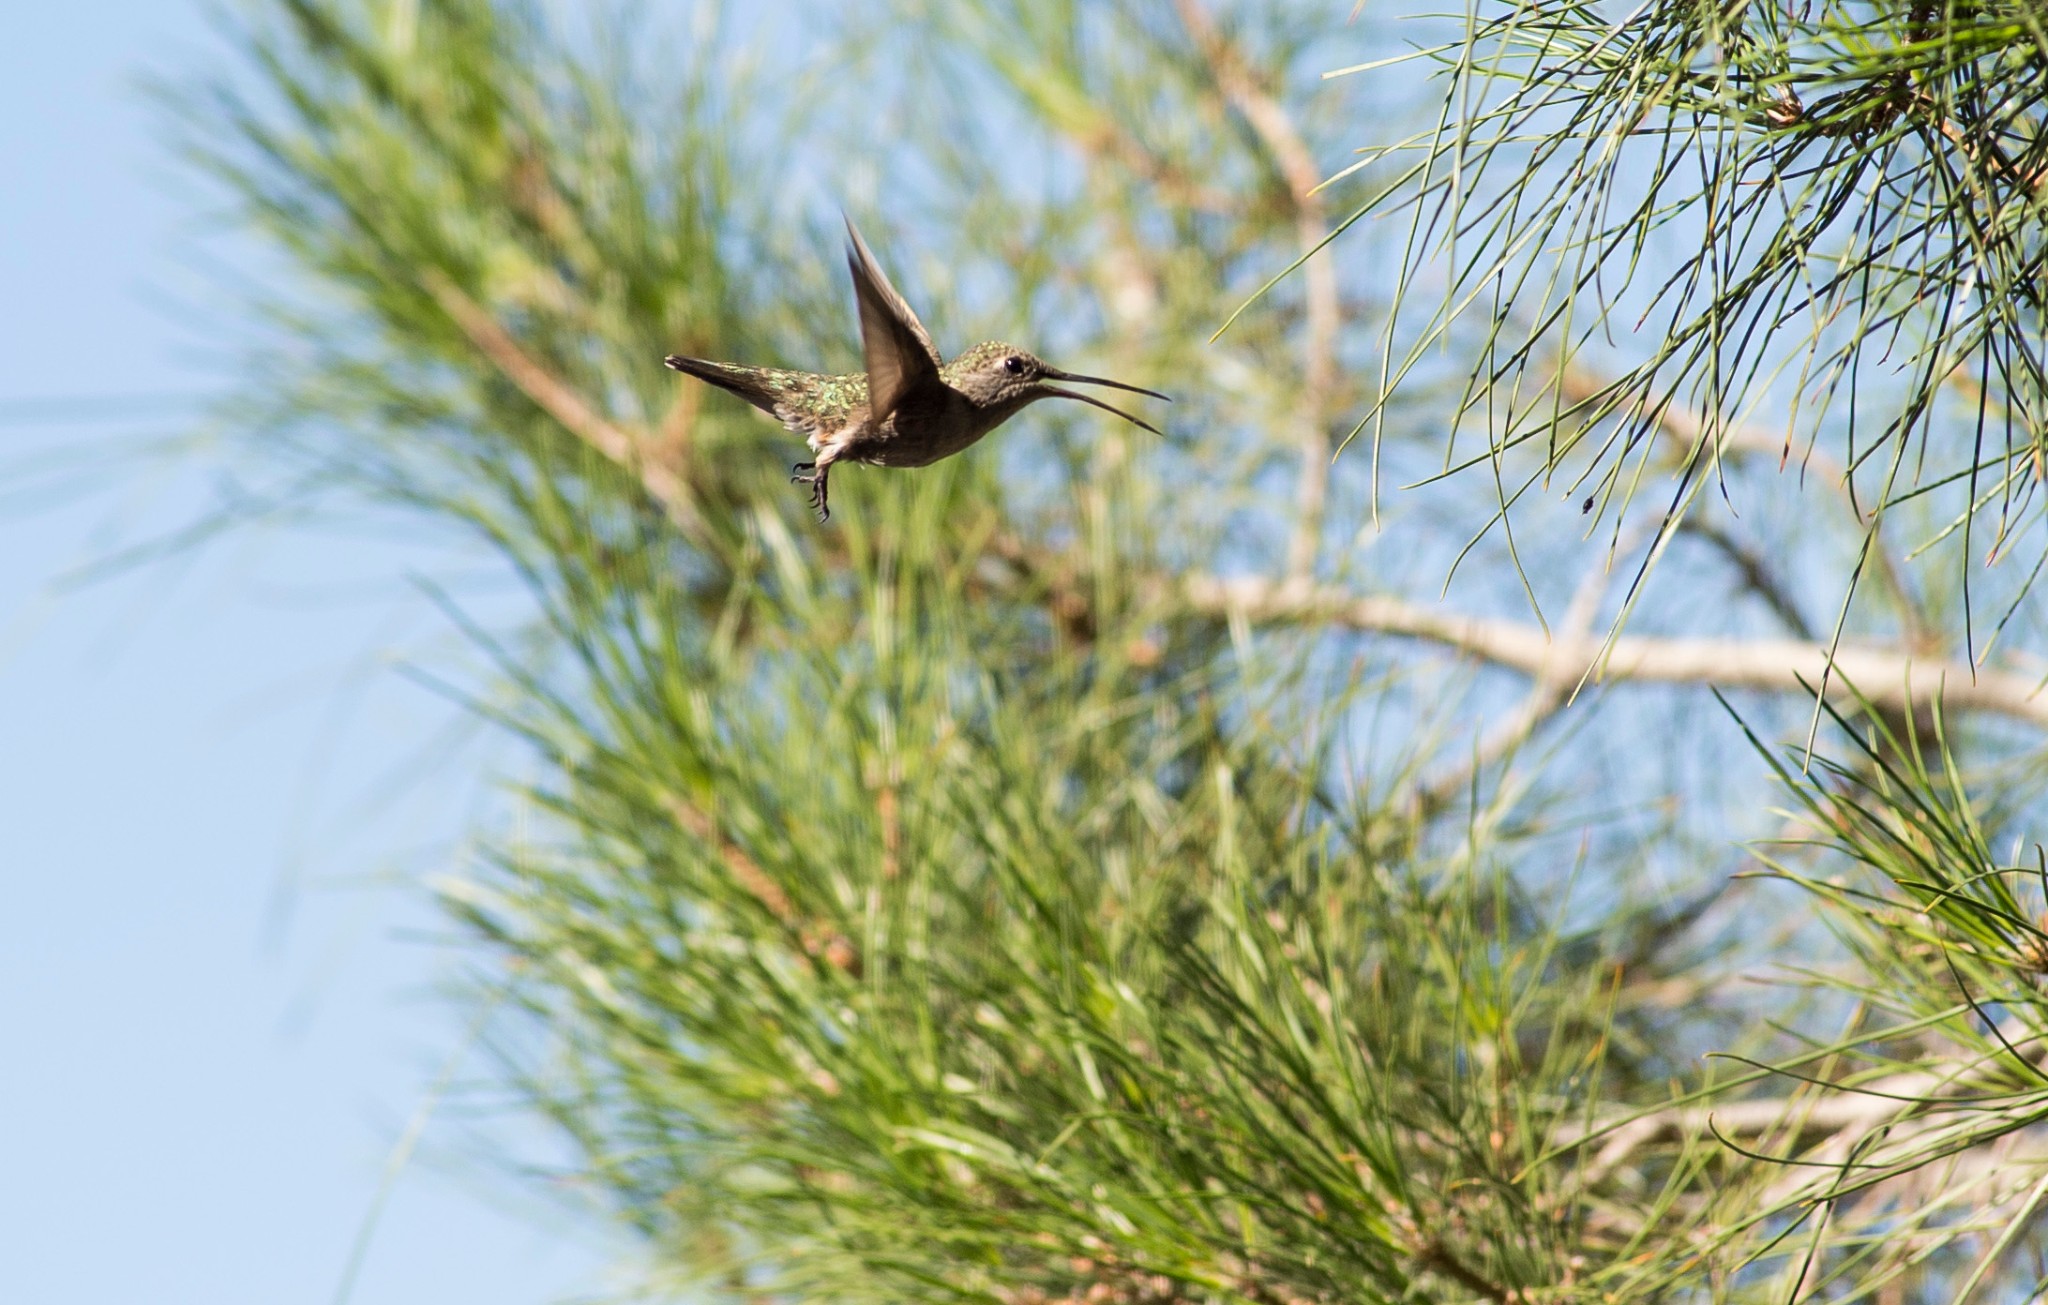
[788,462,831,522]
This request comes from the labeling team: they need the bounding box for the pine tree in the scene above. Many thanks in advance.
[174,2,2048,1300]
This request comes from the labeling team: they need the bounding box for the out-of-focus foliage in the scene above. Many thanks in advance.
[1342,1,2048,635]
[171,1,2048,1301]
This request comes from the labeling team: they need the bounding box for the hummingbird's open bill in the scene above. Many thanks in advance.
[664,217,1169,522]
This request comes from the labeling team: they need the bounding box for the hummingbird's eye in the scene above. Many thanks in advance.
[1003,355,1026,376]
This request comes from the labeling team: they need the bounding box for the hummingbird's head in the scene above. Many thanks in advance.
[947,341,1169,434]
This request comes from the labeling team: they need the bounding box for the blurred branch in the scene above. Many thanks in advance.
[1556,360,1927,638]
[1555,360,1811,475]
[1181,575,2048,729]
[422,269,701,530]
[1568,1068,1963,1187]
[511,359,2046,730]
[1561,1017,2048,1212]
[1591,1082,2048,1221]
[1175,0,1336,580]
[655,384,701,471]
[1408,526,1629,813]
[1680,519,1815,641]
[1413,1242,1516,1305]
[664,795,859,977]
[1069,115,1241,216]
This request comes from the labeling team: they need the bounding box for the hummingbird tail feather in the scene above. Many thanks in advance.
[663,355,785,417]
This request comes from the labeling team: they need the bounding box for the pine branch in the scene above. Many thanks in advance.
[1180,574,2048,729]
[421,270,703,532]
[494,334,2048,734]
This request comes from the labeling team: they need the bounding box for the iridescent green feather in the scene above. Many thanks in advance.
[664,356,869,436]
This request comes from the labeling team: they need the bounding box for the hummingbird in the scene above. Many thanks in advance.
[664,218,1169,522]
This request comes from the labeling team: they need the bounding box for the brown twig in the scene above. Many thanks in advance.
[422,269,700,529]
[653,382,700,474]
[1415,1239,1519,1305]
[665,795,859,976]
[1680,519,1816,641]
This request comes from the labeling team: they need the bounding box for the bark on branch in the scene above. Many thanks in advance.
[1181,574,2048,729]
[1561,1062,2048,1224]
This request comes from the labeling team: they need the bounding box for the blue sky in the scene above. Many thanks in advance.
[1,7,620,1302]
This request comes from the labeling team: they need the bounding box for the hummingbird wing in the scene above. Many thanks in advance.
[843,216,941,424]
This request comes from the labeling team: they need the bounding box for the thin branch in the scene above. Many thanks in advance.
[1414,1240,1517,1305]
[1069,113,1244,216]
[1409,526,1630,813]
[654,383,700,474]
[1557,359,1930,648]
[664,795,859,976]
[1176,0,1336,581]
[1561,1013,2048,1188]
[1573,1071,1952,1186]
[1180,575,2048,729]
[1681,519,1815,641]
[507,352,2048,737]
[422,269,701,529]
[1555,358,1835,481]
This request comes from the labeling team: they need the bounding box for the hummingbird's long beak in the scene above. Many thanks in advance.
[1039,385,1165,436]
[1037,366,1169,435]
[1040,366,1172,403]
